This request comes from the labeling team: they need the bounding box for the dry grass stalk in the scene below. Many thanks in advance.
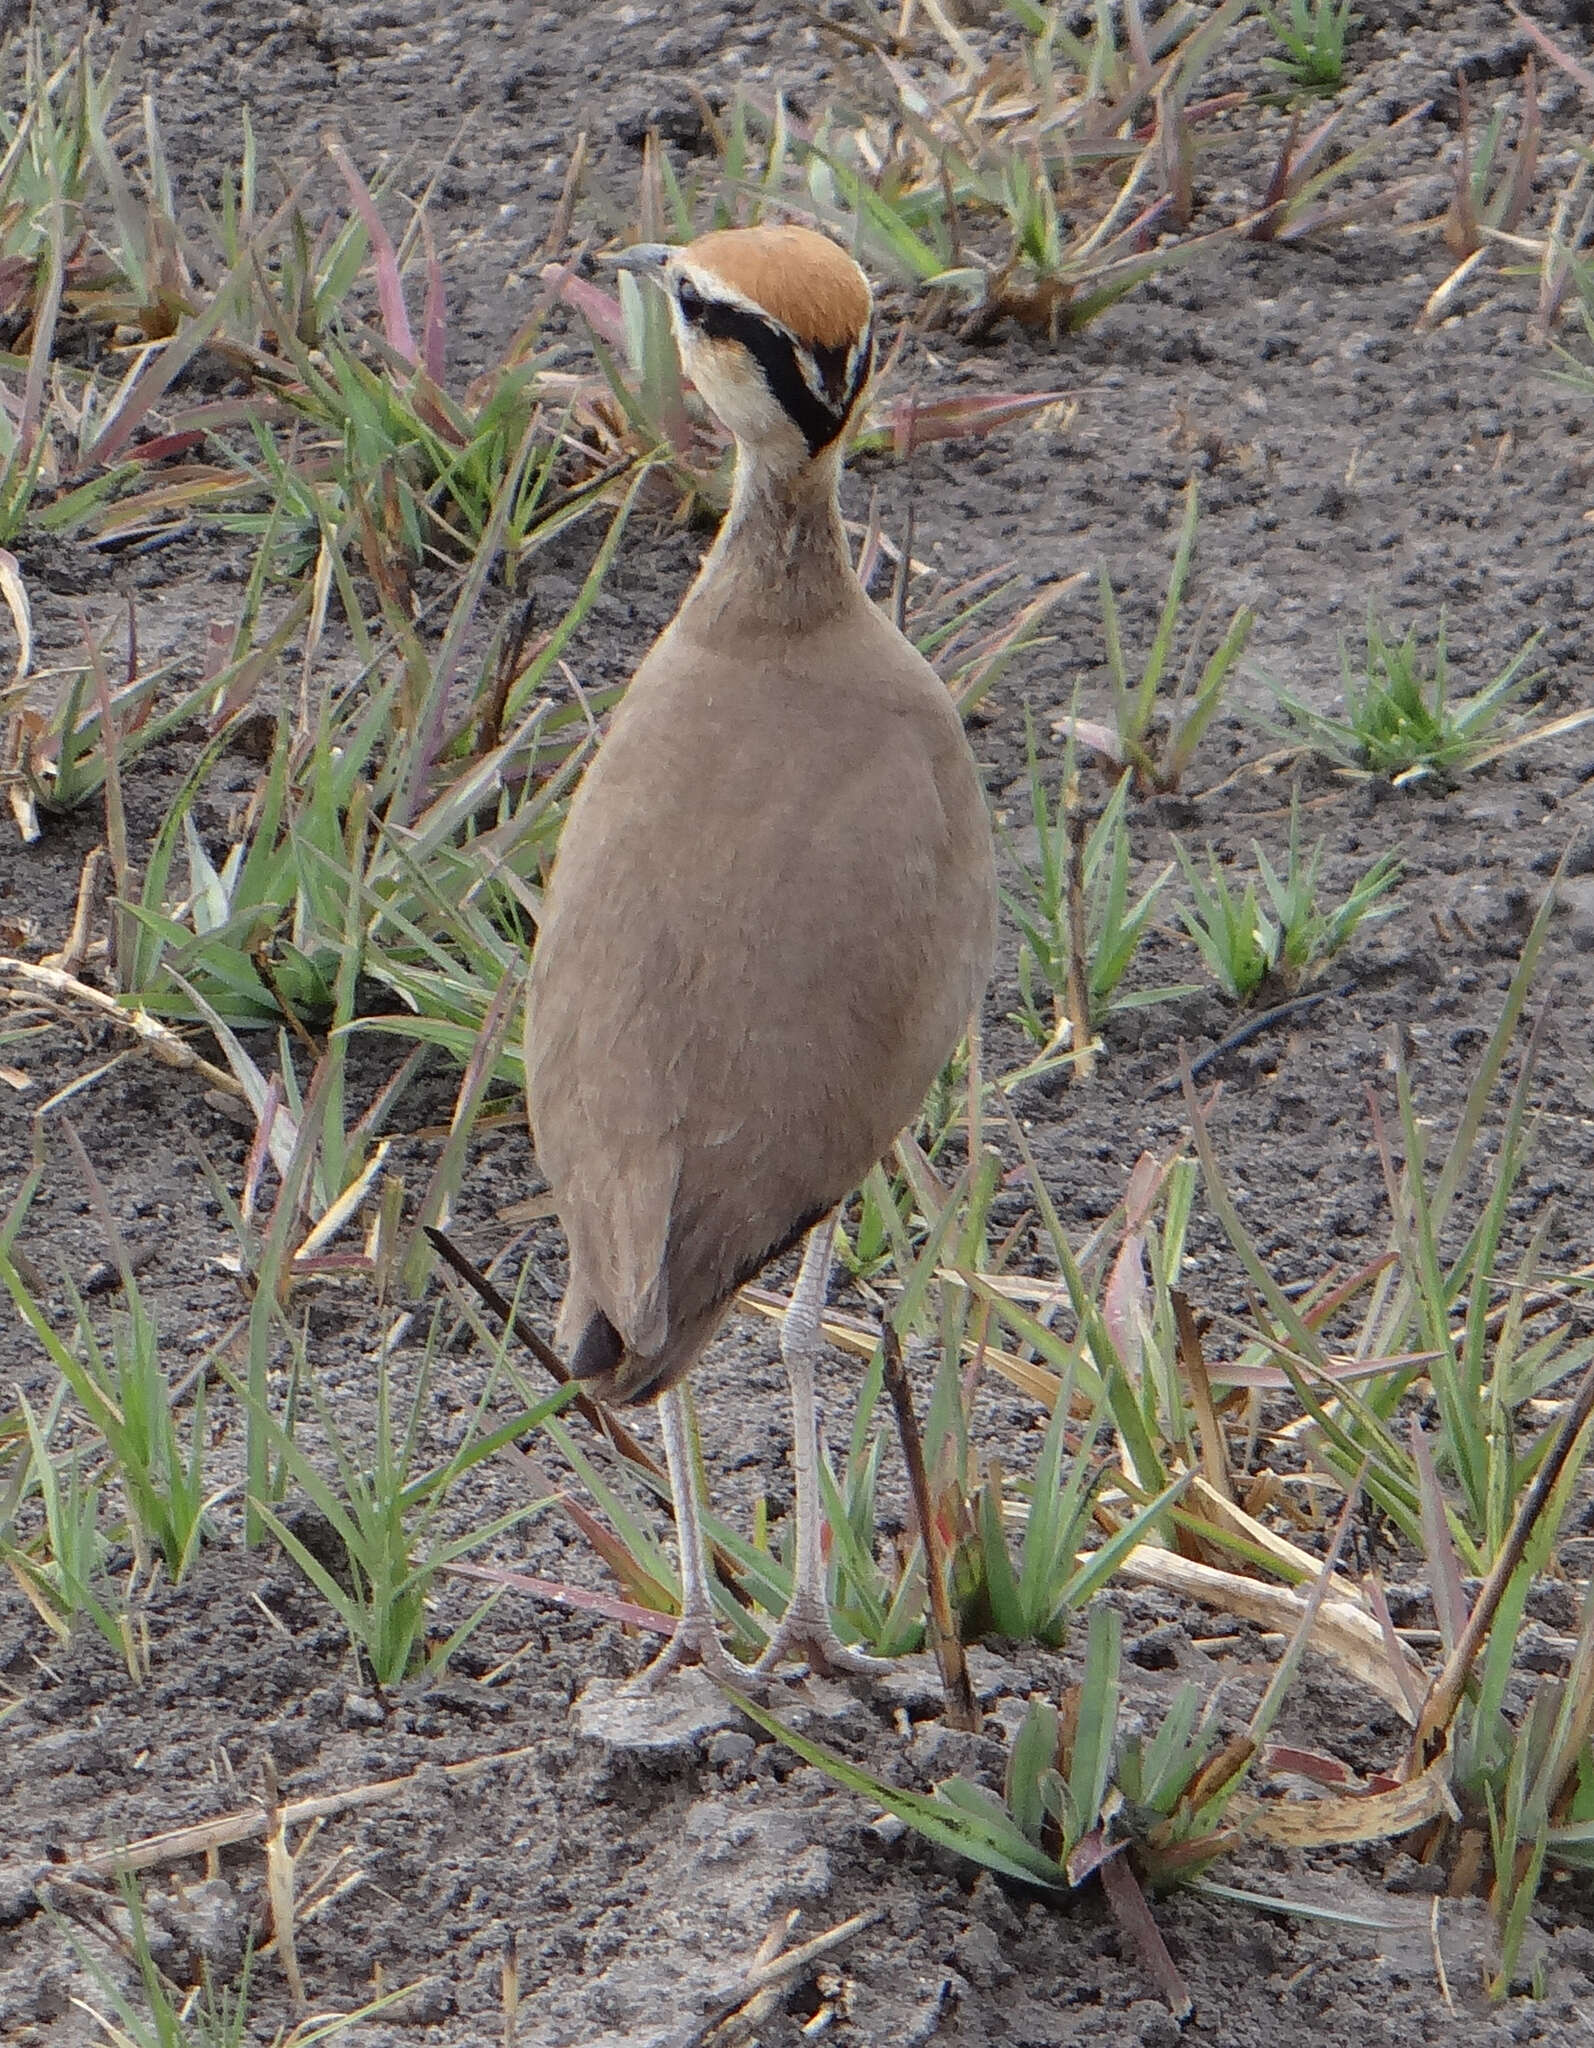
[425,1224,663,1476]
[686,1908,885,2048]
[0,1743,539,1901]
[38,845,106,977]
[260,1757,305,2007]
[1114,1544,1426,1721]
[0,957,246,1096]
[1174,1291,1233,1503]
[1408,1356,1594,1769]
[882,1321,979,1731]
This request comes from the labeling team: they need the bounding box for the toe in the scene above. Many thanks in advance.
[633,1613,763,1692]
[754,1610,890,1679]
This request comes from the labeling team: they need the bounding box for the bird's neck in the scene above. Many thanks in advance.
[678,444,858,640]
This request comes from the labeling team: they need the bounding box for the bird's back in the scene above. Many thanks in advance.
[526,592,994,1402]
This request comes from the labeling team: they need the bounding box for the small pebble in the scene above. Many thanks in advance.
[951,1920,1013,1989]
[1384,1853,1446,1896]
[1131,2000,1184,2047]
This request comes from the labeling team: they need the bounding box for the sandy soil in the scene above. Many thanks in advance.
[4,2,1594,2042]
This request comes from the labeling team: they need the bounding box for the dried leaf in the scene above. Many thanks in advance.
[1183,1474,1331,1583]
[6,783,38,845]
[1230,1748,1457,1848]
[1114,1544,1428,1723]
[1052,714,1127,766]
[0,548,32,687]
[1103,1188,1151,1382]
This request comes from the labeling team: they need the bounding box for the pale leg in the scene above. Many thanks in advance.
[756,1221,889,1677]
[633,1385,759,1689]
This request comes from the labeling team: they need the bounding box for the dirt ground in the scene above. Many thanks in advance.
[4,0,1594,2042]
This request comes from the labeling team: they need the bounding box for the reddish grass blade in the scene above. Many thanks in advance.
[880,389,1068,458]
[421,214,447,387]
[1099,1849,1192,2018]
[444,1560,672,1633]
[558,1492,678,1614]
[82,290,237,471]
[126,428,207,464]
[1507,1,1594,99]
[540,262,628,348]
[327,136,417,366]
[1265,1745,1355,1788]
[1365,1572,1428,1722]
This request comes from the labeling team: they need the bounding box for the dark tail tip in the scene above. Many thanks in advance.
[569,1310,625,1384]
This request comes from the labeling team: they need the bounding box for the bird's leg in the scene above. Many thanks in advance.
[756,1222,890,1678]
[633,1385,761,1691]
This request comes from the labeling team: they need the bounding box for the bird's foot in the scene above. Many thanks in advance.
[754,1597,892,1679]
[631,1606,765,1694]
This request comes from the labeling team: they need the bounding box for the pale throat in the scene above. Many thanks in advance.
[679,437,858,638]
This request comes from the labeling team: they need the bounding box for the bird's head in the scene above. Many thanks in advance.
[612,226,874,475]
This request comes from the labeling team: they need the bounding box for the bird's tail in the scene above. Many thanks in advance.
[568,1309,625,1385]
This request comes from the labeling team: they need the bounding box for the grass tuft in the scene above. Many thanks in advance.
[1258,0,1358,96]
[1070,477,1253,796]
[1175,803,1402,1002]
[1266,613,1548,783]
[1004,722,1194,1064]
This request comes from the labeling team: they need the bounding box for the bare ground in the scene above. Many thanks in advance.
[4,2,1594,2042]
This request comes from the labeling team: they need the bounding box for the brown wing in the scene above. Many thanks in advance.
[526,606,994,1403]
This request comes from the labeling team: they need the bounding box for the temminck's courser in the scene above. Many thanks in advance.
[526,224,997,1684]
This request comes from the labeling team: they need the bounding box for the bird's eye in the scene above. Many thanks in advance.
[676,280,705,325]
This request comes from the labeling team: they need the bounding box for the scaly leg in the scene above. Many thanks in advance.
[633,1385,760,1690]
[756,1221,890,1678]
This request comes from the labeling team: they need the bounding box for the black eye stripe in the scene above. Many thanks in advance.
[694,298,865,457]
[698,300,836,454]
[676,279,705,325]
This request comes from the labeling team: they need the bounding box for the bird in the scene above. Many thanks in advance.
[524,223,996,1686]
